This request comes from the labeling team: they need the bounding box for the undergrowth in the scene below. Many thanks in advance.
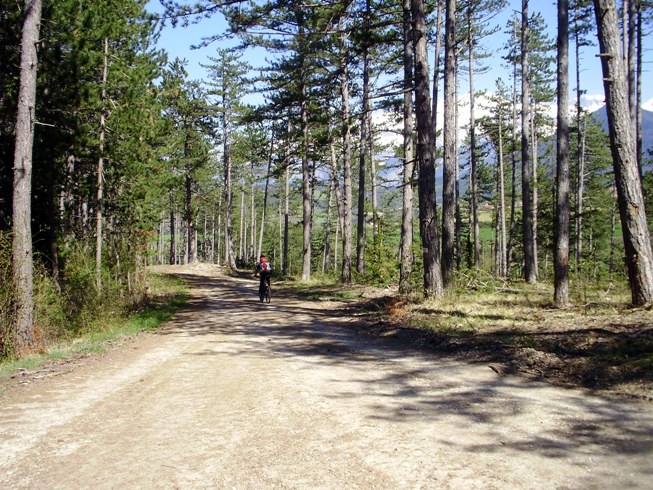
[0,271,188,380]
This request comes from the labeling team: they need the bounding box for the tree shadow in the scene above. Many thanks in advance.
[154,271,653,470]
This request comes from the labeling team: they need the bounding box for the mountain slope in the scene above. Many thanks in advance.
[592,105,653,160]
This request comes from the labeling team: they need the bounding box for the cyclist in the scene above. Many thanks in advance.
[254,254,272,299]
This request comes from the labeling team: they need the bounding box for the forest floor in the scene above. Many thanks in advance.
[298,280,653,403]
[1,264,652,488]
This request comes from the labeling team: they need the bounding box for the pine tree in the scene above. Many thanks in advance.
[593,0,653,305]
[12,0,43,354]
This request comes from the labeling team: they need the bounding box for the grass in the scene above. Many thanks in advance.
[281,278,362,302]
[0,272,189,381]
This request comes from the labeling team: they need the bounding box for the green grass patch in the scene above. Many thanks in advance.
[280,278,362,302]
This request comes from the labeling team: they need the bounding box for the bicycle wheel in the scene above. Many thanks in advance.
[264,286,271,303]
[259,290,264,302]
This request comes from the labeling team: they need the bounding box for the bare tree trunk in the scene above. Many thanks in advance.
[609,195,617,273]
[497,110,507,277]
[507,37,518,276]
[593,0,653,305]
[635,2,642,175]
[258,133,274,260]
[574,19,585,272]
[239,187,245,262]
[357,48,370,276]
[222,90,237,270]
[521,0,537,284]
[339,20,353,284]
[555,0,570,307]
[169,192,175,264]
[186,172,195,264]
[399,0,415,295]
[431,0,443,170]
[250,161,256,263]
[12,0,43,355]
[532,113,539,278]
[96,37,108,292]
[301,88,312,281]
[283,135,290,276]
[627,0,636,174]
[454,61,462,269]
[467,6,480,269]
[328,126,345,275]
[413,0,443,297]
[441,0,457,286]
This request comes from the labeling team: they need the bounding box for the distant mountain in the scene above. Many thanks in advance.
[592,105,653,163]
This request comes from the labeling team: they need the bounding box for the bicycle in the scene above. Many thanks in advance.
[259,277,271,303]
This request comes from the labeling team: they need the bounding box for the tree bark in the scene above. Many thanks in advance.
[467,5,480,269]
[12,0,43,355]
[357,43,370,276]
[339,19,353,284]
[521,0,537,284]
[399,0,415,295]
[593,0,653,305]
[328,124,345,274]
[441,0,456,286]
[283,139,290,276]
[222,87,237,270]
[413,0,443,297]
[257,132,274,260]
[96,37,108,292]
[554,0,570,307]
[497,108,507,277]
[507,31,518,276]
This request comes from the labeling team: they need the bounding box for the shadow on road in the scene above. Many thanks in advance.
[156,272,653,465]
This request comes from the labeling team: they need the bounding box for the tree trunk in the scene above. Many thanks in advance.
[257,133,273,260]
[323,178,334,273]
[328,125,345,275]
[532,114,539,278]
[454,59,462,269]
[301,83,312,281]
[507,37,518,276]
[222,89,237,270]
[413,0,443,297]
[12,0,43,355]
[468,6,480,269]
[627,0,636,174]
[96,37,108,292]
[399,0,415,295]
[635,2,642,175]
[340,20,353,284]
[250,161,256,263]
[521,0,536,284]
[356,47,370,276]
[431,0,443,172]
[593,0,653,305]
[169,191,175,264]
[554,0,570,307]
[497,109,507,277]
[185,169,195,264]
[239,186,245,262]
[441,0,457,286]
[283,146,290,276]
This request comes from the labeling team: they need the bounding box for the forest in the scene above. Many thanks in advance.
[1,0,652,359]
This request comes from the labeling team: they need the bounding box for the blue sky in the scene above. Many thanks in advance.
[146,0,653,113]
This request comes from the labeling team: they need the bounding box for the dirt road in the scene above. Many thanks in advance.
[1,266,652,489]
